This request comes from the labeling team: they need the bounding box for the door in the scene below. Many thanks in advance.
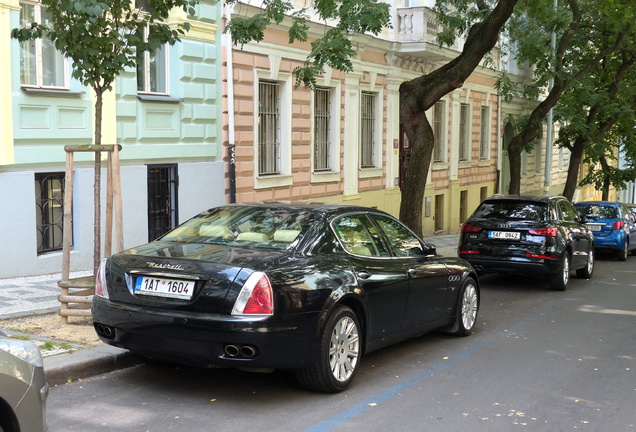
[369,214,450,327]
[332,214,410,342]
[147,164,178,241]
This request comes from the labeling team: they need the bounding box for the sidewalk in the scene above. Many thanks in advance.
[0,234,459,385]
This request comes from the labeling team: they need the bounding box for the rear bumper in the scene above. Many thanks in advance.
[591,232,625,251]
[459,255,562,275]
[92,297,321,370]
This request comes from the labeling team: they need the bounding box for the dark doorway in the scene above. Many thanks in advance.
[147,164,178,241]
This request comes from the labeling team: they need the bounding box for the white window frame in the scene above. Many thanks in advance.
[360,91,380,169]
[18,0,69,89]
[479,105,491,160]
[136,29,170,96]
[254,72,292,189]
[433,100,447,163]
[313,86,335,172]
[459,103,471,162]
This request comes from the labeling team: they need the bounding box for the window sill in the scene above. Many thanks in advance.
[432,162,449,170]
[358,167,383,179]
[137,94,183,103]
[21,87,84,97]
[478,159,491,167]
[312,171,341,183]
[255,174,293,189]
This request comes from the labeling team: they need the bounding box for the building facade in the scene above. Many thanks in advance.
[0,0,225,278]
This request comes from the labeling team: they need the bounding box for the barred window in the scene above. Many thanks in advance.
[480,106,490,160]
[361,92,376,168]
[35,172,66,253]
[258,80,281,175]
[314,87,332,171]
[459,103,470,161]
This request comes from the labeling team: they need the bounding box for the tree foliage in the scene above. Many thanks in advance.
[498,0,636,196]
[12,0,198,273]
[225,0,390,88]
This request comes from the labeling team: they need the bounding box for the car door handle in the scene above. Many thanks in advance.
[407,268,419,277]
[357,271,372,280]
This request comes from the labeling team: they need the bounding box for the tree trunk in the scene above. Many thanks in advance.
[93,87,103,276]
[561,139,585,200]
[600,156,611,200]
[398,0,518,234]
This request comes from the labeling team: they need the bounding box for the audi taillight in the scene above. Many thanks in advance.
[528,227,558,237]
[232,272,274,317]
[613,221,624,230]
[95,259,109,299]
[461,224,482,233]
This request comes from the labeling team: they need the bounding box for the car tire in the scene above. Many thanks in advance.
[617,239,628,261]
[576,248,594,279]
[451,277,479,337]
[549,253,570,291]
[296,305,361,393]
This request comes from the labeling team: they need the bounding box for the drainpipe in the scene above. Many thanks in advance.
[224,2,236,203]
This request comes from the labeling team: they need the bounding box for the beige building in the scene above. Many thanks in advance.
[222,1,602,237]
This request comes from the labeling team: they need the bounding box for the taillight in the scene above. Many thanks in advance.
[528,227,558,237]
[459,250,480,254]
[461,224,482,233]
[232,272,274,317]
[613,221,624,230]
[95,259,109,299]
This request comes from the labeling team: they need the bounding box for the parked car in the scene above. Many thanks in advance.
[0,329,49,432]
[458,195,594,291]
[574,201,636,261]
[626,203,636,218]
[93,202,480,392]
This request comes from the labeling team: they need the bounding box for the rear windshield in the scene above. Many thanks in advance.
[472,200,549,221]
[576,204,619,219]
[159,206,314,249]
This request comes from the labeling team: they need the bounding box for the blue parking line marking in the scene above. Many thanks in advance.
[303,279,599,432]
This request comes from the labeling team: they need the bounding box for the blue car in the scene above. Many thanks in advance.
[574,201,636,261]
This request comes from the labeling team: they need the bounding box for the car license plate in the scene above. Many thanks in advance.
[488,231,520,240]
[587,224,603,232]
[134,276,195,300]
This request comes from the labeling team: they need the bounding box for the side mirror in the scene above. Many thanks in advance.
[412,244,436,257]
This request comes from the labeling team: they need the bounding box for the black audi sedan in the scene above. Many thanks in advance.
[93,202,479,392]
[458,195,594,291]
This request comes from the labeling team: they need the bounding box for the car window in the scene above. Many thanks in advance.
[472,201,549,221]
[558,201,580,222]
[332,215,389,257]
[371,214,423,257]
[160,206,314,249]
[578,204,619,219]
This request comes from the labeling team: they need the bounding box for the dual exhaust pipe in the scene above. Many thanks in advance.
[224,344,258,359]
[94,323,115,339]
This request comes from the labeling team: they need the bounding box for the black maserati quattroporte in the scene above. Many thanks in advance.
[93,202,479,392]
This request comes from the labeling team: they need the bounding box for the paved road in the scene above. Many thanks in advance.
[46,253,636,431]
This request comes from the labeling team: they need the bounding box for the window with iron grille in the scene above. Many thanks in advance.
[147,165,178,242]
[360,92,376,168]
[35,172,66,254]
[459,103,470,161]
[480,105,490,160]
[433,101,445,162]
[258,80,281,175]
[314,87,332,171]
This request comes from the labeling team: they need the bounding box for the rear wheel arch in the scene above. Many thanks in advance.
[0,397,18,432]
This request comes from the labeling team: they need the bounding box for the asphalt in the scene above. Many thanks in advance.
[0,234,459,386]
